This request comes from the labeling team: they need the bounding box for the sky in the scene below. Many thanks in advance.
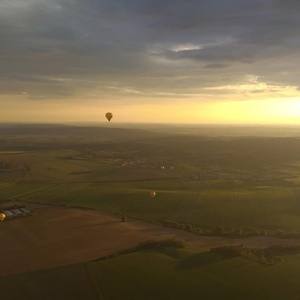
[1,0,300,124]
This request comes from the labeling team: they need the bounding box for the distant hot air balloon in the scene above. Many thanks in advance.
[105,112,113,122]
[150,191,157,199]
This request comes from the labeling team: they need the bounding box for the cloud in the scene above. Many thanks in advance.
[1,0,300,100]
[204,76,300,97]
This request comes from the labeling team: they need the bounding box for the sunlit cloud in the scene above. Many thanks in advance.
[170,44,204,52]
[204,76,300,98]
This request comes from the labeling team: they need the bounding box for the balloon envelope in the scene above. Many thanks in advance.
[105,112,113,122]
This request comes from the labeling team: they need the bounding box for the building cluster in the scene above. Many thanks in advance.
[0,206,31,222]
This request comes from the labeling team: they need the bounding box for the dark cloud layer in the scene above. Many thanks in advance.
[1,0,300,99]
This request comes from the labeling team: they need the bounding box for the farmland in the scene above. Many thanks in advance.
[2,124,300,299]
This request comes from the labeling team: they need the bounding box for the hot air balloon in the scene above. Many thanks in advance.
[150,191,157,199]
[105,112,113,122]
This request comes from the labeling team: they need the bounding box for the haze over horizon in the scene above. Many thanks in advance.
[1,0,300,124]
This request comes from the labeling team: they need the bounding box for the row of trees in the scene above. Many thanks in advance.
[160,220,300,238]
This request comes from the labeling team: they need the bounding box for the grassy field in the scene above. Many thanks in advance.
[3,181,300,232]
[2,246,300,300]
[1,125,300,233]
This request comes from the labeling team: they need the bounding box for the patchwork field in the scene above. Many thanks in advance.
[3,205,300,277]
[2,124,300,299]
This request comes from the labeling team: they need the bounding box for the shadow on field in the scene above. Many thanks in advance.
[177,252,233,270]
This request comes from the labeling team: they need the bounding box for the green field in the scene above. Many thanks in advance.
[2,180,300,233]
[1,125,300,233]
[2,246,300,300]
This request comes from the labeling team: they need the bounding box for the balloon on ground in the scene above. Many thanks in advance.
[150,191,157,199]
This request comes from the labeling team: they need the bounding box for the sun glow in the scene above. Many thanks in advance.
[199,98,300,125]
[1,87,300,125]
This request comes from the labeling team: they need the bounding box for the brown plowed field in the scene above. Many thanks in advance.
[1,207,300,277]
